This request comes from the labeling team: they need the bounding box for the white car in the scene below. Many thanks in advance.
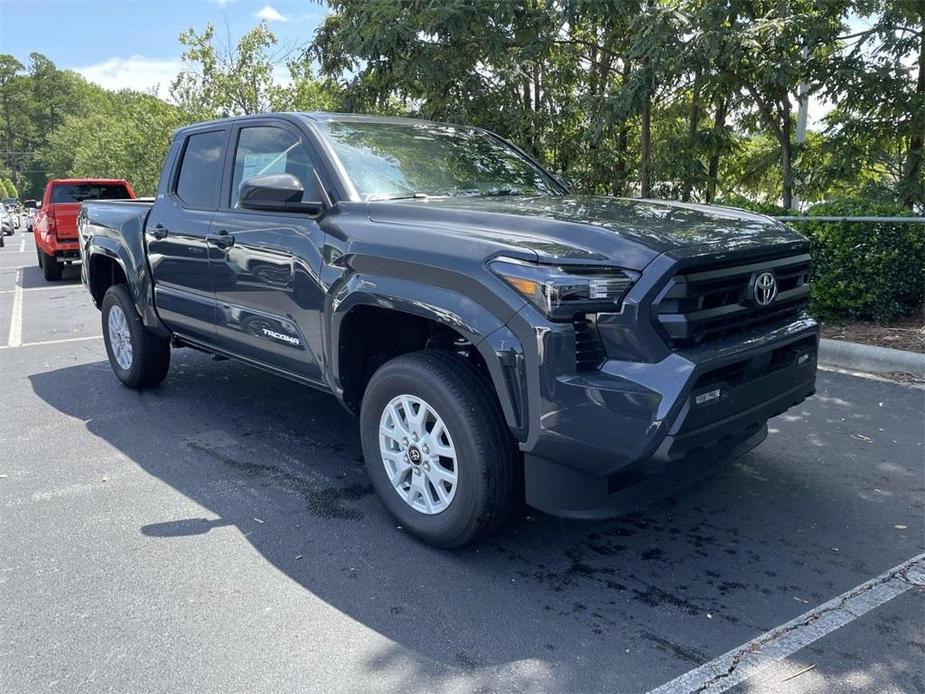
[0,203,15,236]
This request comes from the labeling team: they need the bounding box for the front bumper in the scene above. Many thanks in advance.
[521,316,818,518]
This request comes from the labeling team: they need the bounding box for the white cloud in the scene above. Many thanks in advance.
[74,56,182,100]
[255,4,287,22]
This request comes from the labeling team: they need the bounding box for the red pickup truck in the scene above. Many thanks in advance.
[34,178,135,280]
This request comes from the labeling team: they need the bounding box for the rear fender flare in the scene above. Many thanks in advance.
[86,236,169,339]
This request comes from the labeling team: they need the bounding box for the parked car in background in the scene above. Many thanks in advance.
[34,178,135,280]
[78,113,818,547]
[0,202,14,236]
[24,199,37,231]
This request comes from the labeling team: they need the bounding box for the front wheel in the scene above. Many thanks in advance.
[101,284,170,389]
[360,350,519,547]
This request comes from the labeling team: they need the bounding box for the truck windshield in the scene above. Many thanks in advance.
[51,184,130,203]
[314,120,560,201]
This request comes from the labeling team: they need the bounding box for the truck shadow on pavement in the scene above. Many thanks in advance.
[19,262,81,289]
[29,353,925,692]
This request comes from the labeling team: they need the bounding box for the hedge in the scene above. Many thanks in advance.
[793,200,923,323]
[719,196,923,323]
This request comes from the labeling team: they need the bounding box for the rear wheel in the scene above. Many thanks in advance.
[101,284,170,389]
[42,250,60,281]
[360,350,519,547]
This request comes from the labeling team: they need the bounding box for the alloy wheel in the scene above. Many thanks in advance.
[378,394,458,514]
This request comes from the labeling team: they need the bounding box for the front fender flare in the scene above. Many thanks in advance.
[327,274,528,440]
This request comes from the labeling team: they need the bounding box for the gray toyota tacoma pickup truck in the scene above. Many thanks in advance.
[79,112,818,547]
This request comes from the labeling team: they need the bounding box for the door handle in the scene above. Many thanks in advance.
[206,230,235,248]
[151,224,169,240]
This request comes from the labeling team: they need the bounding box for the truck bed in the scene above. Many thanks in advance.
[79,198,154,242]
[78,199,158,325]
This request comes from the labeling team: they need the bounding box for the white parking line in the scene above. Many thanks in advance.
[0,284,84,295]
[0,334,102,350]
[646,552,925,693]
[18,234,25,252]
[7,267,23,347]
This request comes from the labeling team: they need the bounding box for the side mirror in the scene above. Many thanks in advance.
[238,173,327,216]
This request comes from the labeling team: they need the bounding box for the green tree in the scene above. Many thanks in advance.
[40,90,182,196]
[821,1,924,208]
[173,22,287,118]
[0,55,32,193]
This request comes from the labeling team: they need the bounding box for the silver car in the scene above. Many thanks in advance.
[0,203,14,235]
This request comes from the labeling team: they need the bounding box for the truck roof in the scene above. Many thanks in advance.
[46,178,131,185]
[172,111,471,136]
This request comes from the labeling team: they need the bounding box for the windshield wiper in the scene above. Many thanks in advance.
[482,188,524,197]
[454,188,524,198]
[376,193,435,201]
[376,188,525,201]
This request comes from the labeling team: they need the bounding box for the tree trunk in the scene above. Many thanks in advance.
[640,92,651,197]
[901,16,924,209]
[705,96,728,204]
[681,71,702,202]
[614,123,628,196]
[522,77,533,153]
[780,95,793,210]
[533,63,542,155]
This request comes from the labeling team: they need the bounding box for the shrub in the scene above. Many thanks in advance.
[793,199,924,323]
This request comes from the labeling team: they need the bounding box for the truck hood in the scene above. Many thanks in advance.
[367,195,807,271]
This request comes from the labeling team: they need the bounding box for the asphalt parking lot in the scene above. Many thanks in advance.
[1,230,923,693]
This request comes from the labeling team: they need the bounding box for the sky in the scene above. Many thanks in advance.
[0,0,328,98]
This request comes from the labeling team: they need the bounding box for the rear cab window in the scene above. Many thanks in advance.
[50,183,131,204]
[175,130,226,208]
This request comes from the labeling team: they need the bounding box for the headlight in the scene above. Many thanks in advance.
[490,257,637,320]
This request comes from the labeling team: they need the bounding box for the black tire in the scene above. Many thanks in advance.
[101,284,171,389]
[360,350,519,547]
[42,250,60,280]
[36,245,43,267]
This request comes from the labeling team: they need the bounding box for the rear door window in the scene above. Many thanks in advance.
[175,130,226,208]
[50,184,130,203]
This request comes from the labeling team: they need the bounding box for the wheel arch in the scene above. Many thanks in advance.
[85,237,170,339]
[329,278,528,441]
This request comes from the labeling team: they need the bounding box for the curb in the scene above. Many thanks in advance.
[819,338,925,378]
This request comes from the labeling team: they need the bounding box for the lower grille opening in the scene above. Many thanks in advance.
[693,336,817,390]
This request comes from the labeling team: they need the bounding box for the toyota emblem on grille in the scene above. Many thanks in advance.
[754,271,778,306]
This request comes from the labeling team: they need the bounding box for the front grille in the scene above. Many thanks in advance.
[574,317,606,371]
[657,253,811,346]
